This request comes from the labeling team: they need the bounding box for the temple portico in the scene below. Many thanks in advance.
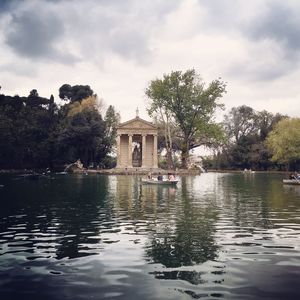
[116,115,158,169]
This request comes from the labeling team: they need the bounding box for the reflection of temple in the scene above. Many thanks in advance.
[114,175,177,217]
[116,112,158,169]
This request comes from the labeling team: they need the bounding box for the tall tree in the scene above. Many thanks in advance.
[223,105,256,143]
[147,99,175,169]
[104,105,120,144]
[56,96,110,167]
[146,69,226,168]
[255,110,286,140]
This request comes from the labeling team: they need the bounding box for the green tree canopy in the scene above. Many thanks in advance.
[0,92,58,169]
[56,96,112,168]
[59,84,94,103]
[146,69,226,168]
[266,118,300,165]
[0,87,117,170]
[219,106,286,170]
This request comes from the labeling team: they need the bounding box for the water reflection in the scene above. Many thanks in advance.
[115,176,177,219]
[0,173,299,300]
[0,175,113,260]
[145,178,219,267]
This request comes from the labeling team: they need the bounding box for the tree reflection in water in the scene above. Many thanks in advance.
[49,175,112,259]
[144,177,219,284]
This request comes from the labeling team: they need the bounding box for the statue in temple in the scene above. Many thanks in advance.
[133,145,140,160]
[132,144,141,167]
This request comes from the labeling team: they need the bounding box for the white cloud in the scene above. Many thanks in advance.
[0,0,299,122]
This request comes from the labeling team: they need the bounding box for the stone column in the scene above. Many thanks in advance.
[116,134,121,167]
[128,134,132,167]
[142,134,146,168]
[153,134,158,168]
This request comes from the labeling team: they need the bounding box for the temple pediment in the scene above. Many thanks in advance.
[117,117,157,130]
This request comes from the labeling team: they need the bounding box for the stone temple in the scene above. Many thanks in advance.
[116,112,158,170]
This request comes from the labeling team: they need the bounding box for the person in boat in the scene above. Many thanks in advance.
[289,173,297,180]
[147,172,152,180]
[168,173,175,181]
[157,172,163,181]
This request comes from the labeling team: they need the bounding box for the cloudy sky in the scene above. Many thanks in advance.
[0,0,300,122]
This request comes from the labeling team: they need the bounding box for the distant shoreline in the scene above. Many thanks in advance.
[0,169,32,174]
[0,168,289,175]
[207,169,289,174]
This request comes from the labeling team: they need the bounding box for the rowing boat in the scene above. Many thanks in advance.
[283,179,300,185]
[141,178,178,185]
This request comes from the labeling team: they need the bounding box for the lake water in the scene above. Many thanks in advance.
[0,172,299,300]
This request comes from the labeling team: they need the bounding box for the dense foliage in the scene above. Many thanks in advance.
[0,87,119,170]
[1,75,297,172]
[203,106,288,171]
[266,118,300,169]
[145,70,297,171]
[59,84,94,103]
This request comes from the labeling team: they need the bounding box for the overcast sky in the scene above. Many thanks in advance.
[1,0,300,122]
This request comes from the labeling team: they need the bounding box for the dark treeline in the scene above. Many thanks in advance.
[0,85,119,170]
[1,81,298,172]
[203,105,296,171]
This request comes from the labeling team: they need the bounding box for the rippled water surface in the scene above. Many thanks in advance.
[0,173,299,300]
